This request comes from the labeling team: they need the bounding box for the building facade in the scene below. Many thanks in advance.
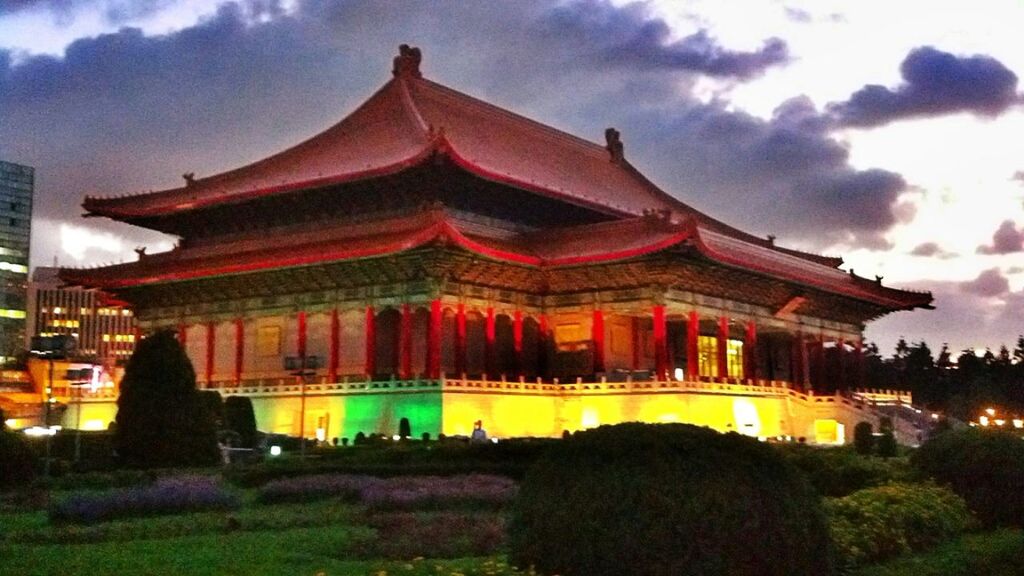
[0,161,32,364]
[27,267,137,363]
[61,47,932,444]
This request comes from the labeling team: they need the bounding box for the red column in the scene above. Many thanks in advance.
[178,324,187,346]
[745,320,758,382]
[427,300,442,379]
[854,339,865,389]
[686,311,699,380]
[513,310,524,376]
[205,322,215,387]
[717,316,729,380]
[631,317,641,371]
[653,305,667,381]
[399,304,412,379]
[484,307,496,378]
[538,313,549,379]
[364,306,376,378]
[329,309,339,383]
[455,304,467,376]
[234,318,244,385]
[592,309,605,374]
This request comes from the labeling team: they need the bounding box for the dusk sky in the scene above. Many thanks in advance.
[1,0,1022,356]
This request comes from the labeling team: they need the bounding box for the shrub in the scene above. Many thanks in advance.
[509,423,835,576]
[361,474,518,511]
[826,483,972,570]
[399,417,412,439]
[877,429,898,458]
[223,396,257,448]
[0,430,36,489]
[775,444,914,497]
[854,422,875,455]
[49,475,239,524]
[354,431,367,445]
[911,428,1024,527]
[256,474,381,504]
[114,330,219,468]
[849,529,1024,576]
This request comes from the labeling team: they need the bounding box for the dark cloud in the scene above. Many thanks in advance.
[961,268,1011,297]
[543,1,789,79]
[977,220,1024,255]
[910,242,955,258]
[1,0,909,265]
[828,46,1021,128]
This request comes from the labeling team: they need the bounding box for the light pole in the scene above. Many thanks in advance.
[285,354,318,459]
[30,334,75,476]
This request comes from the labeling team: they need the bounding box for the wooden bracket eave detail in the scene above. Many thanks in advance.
[774,295,807,318]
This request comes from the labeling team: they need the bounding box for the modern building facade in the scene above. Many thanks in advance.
[0,161,32,364]
[61,47,932,444]
[27,267,137,363]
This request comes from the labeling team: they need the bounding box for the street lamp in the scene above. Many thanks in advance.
[284,354,320,458]
[29,334,77,476]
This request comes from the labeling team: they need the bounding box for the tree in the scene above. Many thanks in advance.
[114,330,219,468]
[853,422,874,455]
[223,396,257,448]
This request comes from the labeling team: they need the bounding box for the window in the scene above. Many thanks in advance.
[697,336,745,379]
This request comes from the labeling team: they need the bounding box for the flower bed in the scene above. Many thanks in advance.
[255,473,381,504]
[49,475,240,525]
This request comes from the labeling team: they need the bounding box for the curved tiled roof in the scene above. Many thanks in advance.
[60,206,932,310]
[81,49,841,268]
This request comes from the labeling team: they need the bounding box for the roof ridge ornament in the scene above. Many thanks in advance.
[605,127,624,163]
[393,44,423,78]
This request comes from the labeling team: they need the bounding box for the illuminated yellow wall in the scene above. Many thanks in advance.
[442,389,793,439]
[61,400,118,431]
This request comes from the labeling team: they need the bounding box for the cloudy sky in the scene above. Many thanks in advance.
[1,0,1022,355]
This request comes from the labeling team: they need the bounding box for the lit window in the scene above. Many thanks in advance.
[52,307,62,314]
[102,334,111,342]
[697,336,745,379]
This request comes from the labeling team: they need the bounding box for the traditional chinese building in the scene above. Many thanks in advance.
[60,46,931,444]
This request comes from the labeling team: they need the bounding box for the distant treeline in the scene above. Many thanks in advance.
[864,336,1024,420]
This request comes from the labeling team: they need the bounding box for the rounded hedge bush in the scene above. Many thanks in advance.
[911,428,1024,528]
[508,423,835,576]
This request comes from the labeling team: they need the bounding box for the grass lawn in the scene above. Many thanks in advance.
[851,530,1024,576]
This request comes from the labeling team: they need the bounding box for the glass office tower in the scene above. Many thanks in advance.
[0,161,32,364]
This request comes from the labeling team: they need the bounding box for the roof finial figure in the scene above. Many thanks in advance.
[605,127,624,163]
[393,44,422,78]
[182,172,196,187]
[766,234,776,247]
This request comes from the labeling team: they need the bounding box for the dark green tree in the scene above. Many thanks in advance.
[114,330,219,468]
[853,421,874,455]
[223,396,257,448]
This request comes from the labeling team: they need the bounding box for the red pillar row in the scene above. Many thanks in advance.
[716,316,729,380]
[364,306,376,378]
[329,309,340,383]
[653,305,667,381]
[399,304,412,379]
[792,332,806,388]
[592,309,605,374]
[455,304,467,376]
[686,311,699,379]
[538,313,549,377]
[427,300,442,379]
[234,318,244,385]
